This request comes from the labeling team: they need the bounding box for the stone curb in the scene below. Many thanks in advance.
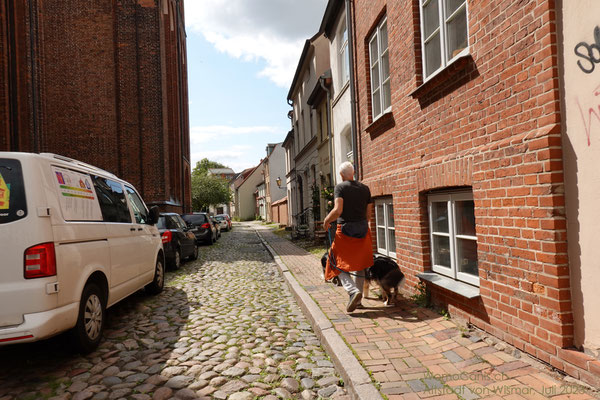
[255,229,384,400]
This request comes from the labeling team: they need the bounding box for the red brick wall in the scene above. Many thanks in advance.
[0,0,191,212]
[351,0,593,383]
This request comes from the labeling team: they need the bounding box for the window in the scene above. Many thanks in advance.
[419,0,469,79]
[125,186,149,224]
[92,176,131,223]
[375,198,395,258]
[368,17,391,120]
[339,20,349,85]
[0,159,27,224]
[428,190,478,286]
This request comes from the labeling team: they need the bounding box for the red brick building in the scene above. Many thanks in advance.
[0,0,191,212]
[350,0,599,385]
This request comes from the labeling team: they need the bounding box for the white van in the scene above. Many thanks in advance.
[0,152,165,353]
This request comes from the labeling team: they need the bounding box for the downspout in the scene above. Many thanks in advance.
[345,0,359,179]
[175,0,187,212]
[27,0,40,152]
[319,72,334,184]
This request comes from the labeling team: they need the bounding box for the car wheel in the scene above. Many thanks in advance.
[172,248,181,269]
[189,244,198,260]
[71,282,105,354]
[145,256,165,295]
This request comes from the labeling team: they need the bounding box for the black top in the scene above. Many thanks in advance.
[334,180,372,224]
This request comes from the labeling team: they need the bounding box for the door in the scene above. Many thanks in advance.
[125,185,159,284]
[92,176,139,302]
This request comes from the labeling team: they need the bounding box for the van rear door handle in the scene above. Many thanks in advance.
[137,228,143,231]
[130,228,136,231]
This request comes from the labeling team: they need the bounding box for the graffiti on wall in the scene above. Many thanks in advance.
[575,83,600,146]
[574,26,600,74]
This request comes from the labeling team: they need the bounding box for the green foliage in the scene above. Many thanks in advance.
[311,184,321,221]
[321,186,334,212]
[190,158,232,210]
[410,281,429,307]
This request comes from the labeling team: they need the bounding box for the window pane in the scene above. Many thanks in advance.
[455,200,475,236]
[381,52,390,82]
[446,7,467,60]
[425,33,442,76]
[369,36,379,66]
[423,0,440,38]
[377,227,387,250]
[93,177,131,223]
[433,235,451,267]
[386,203,394,227]
[446,0,465,15]
[382,80,391,111]
[380,21,388,52]
[125,186,149,224]
[376,204,385,225]
[457,238,478,276]
[372,88,381,117]
[388,229,396,254]
[431,201,448,232]
[0,159,28,224]
[371,64,380,90]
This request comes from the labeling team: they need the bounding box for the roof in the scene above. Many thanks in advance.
[287,31,322,101]
[319,0,344,38]
[208,168,235,175]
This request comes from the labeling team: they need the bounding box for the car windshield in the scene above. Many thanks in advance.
[215,216,224,221]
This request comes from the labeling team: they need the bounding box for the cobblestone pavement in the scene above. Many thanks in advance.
[0,223,349,400]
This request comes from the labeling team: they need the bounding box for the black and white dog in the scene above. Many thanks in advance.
[365,255,405,306]
[321,252,404,306]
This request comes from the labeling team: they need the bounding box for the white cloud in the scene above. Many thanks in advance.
[190,125,287,171]
[184,0,327,87]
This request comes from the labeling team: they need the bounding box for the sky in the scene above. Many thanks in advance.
[184,0,329,173]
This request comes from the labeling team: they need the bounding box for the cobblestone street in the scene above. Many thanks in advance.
[0,223,348,400]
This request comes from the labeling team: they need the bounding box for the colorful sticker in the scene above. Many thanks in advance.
[0,172,9,210]
[52,166,103,221]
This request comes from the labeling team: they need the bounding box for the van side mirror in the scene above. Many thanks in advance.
[148,206,160,225]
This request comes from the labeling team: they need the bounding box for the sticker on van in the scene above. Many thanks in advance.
[52,166,103,221]
[0,159,27,224]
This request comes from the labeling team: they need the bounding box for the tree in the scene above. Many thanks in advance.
[190,159,232,211]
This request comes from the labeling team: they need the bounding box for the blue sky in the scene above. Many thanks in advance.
[184,0,328,173]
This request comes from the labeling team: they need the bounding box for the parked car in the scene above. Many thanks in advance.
[0,152,164,353]
[215,214,231,231]
[211,216,222,239]
[181,212,217,245]
[157,213,198,269]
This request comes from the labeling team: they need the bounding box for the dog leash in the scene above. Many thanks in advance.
[326,229,364,278]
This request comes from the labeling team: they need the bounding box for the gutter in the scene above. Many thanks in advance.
[345,0,359,179]
[319,71,334,184]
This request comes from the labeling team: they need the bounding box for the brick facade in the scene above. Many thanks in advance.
[0,0,191,212]
[352,0,598,387]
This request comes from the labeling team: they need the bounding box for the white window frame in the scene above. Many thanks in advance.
[368,17,391,121]
[375,197,396,259]
[428,191,478,286]
[419,0,470,81]
[339,19,350,86]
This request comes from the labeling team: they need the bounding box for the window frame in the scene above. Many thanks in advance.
[374,197,396,259]
[419,0,470,81]
[368,16,391,121]
[428,190,478,286]
[338,19,350,86]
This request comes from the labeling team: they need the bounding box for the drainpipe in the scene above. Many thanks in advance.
[319,71,334,184]
[28,0,40,152]
[345,0,359,179]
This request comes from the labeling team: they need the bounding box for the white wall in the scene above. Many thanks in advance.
[237,164,264,221]
[561,0,600,357]
[268,143,287,203]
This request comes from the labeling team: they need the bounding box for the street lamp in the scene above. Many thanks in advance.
[276,177,282,188]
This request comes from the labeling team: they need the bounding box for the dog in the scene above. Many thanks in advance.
[364,255,405,306]
[321,251,342,286]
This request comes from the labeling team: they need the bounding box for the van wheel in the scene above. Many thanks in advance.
[72,283,105,354]
[173,249,181,269]
[189,245,198,261]
[146,257,165,295]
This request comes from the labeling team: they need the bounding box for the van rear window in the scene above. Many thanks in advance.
[0,159,28,224]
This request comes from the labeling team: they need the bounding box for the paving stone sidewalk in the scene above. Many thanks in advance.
[256,224,600,400]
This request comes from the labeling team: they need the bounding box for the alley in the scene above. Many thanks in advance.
[0,224,348,400]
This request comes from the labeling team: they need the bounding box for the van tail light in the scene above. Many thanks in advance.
[201,223,211,229]
[24,243,56,279]
[161,231,172,244]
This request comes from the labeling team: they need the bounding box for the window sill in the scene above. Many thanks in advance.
[410,51,473,98]
[417,272,480,299]
[366,110,395,139]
